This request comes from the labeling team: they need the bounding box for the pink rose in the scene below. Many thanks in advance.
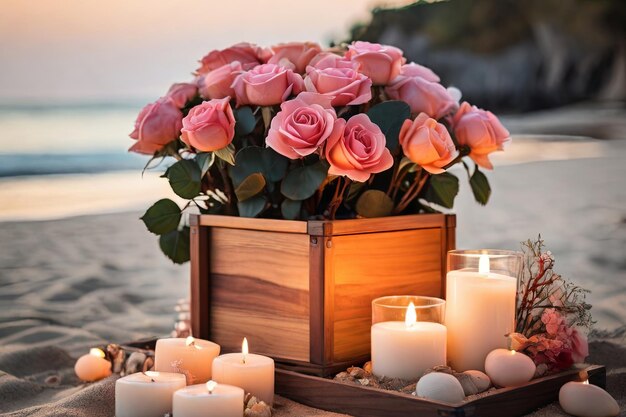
[385,65,457,119]
[570,329,589,363]
[197,42,264,74]
[199,61,243,99]
[398,62,440,82]
[166,83,198,108]
[345,41,404,85]
[453,102,510,169]
[267,42,322,73]
[325,114,393,182]
[307,52,357,72]
[304,67,372,106]
[232,63,303,107]
[129,97,183,155]
[399,113,458,174]
[180,97,235,152]
[266,92,342,159]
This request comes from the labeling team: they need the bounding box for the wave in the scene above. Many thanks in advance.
[0,152,149,178]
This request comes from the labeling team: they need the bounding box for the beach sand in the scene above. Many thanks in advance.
[0,138,624,416]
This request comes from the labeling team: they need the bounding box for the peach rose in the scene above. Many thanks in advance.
[196,42,264,74]
[304,67,372,106]
[325,114,393,182]
[385,64,456,119]
[232,63,303,107]
[307,52,358,72]
[180,97,235,152]
[453,102,510,169]
[345,41,404,85]
[266,92,342,159]
[570,329,589,363]
[199,61,243,100]
[267,42,322,73]
[166,83,198,108]
[399,113,458,174]
[129,97,183,155]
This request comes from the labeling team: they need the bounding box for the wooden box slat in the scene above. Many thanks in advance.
[275,365,606,417]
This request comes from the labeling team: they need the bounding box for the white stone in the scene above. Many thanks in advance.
[416,372,465,403]
[462,370,491,392]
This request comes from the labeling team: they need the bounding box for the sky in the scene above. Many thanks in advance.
[0,0,401,102]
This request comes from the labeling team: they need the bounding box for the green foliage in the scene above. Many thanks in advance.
[214,144,236,166]
[165,160,202,199]
[141,199,181,235]
[469,166,491,205]
[159,227,190,264]
[195,152,215,177]
[356,190,395,218]
[237,194,267,218]
[281,199,302,220]
[234,106,257,137]
[366,101,411,151]
[281,161,328,200]
[230,146,288,187]
[423,172,460,209]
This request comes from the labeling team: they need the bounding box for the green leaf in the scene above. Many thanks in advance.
[159,227,190,264]
[234,173,266,201]
[237,194,267,218]
[281,199,302,220]
[234,106,257,136]
[346,181,365,202]
[229,146,288,186]
[214,144,236,166]
[195,152,215,177]
[469,167,491,205]
[355,190,394,218]
[141,199,181,235]
[424,172,459,209]
[281,162,328,200]
[366,100,411,151]
[166,160,202,199]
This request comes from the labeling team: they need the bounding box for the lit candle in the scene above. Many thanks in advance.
[173,380,244,417]
[446,252,518,371]
[154,336,220,384]
[212,338,275,405]
[559,374,620,417]
[484,348,536,387]
[115,371,186,417]
[74,348,112,382]
[371,301,447,379]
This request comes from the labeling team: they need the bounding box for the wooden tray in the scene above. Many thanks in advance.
[275,365,605,417]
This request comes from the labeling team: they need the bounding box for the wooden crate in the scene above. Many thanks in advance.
[190,213,456,376]
[275,365,606,417]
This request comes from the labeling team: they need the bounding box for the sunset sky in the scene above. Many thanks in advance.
[0,0,396,102]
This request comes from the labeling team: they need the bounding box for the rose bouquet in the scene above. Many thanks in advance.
[509,237,593,375]
[130,41,510,263]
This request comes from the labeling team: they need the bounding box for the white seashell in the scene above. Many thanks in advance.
[461,370,491,394]
[559,381,620,417]
[485,349,536,387]
[416,372,465,403]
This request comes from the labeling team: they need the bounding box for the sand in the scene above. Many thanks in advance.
[0,138,625,416]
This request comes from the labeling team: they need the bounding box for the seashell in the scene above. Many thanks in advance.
[460,370,491,395]
[416,372,465,403]
[124,352,147,376]
[559,381,620,417]
[363,361,372,373]
[485,349,535,387]
[244,401,272,417]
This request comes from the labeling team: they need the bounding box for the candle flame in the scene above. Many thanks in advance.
[89,348,105,358]
[242,337,249,364]
[185,336,195,347]
[405,301,417,328]
[510,350,516,355]
[206,380,217,393]
[583,380,589,385]
[479,254,490,275]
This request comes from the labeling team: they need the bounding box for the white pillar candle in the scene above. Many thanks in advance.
[559,379,620,417]
[446,255,517,371]
[154,336,220,384]
[173,380,244,417]
[115,371,186,417]
[371,301,447,380]
[212,338,275,405]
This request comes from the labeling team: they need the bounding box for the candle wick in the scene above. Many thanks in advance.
[141,372,155,383]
